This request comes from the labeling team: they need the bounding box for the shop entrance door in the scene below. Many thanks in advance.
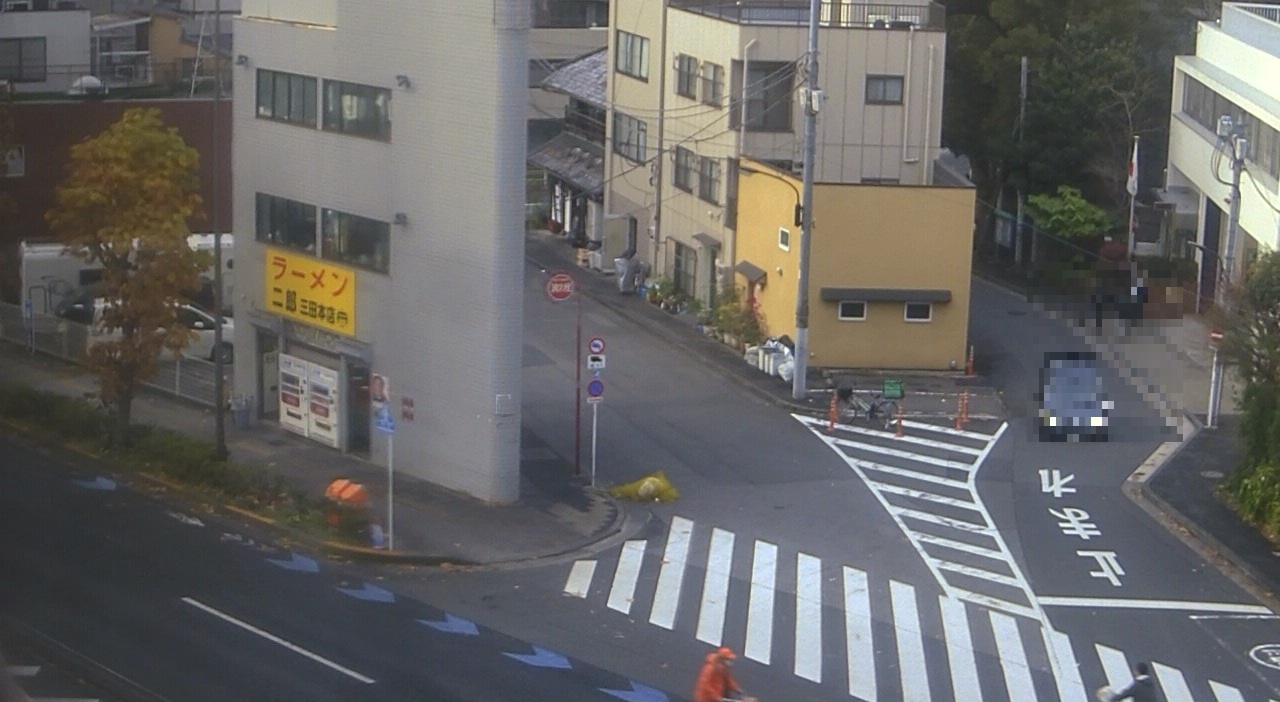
[257,329,279,419]
[347,360,371,456]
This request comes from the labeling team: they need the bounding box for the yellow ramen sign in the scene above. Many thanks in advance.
[265,249,357,336]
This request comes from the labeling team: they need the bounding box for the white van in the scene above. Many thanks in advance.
[56,295,234,363]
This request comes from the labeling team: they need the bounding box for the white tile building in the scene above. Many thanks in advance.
[0,5,91,94]
[1167,2,1280,300]
[231,0,528,502]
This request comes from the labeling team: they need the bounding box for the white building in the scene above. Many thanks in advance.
[231,0,528,502]
[0,3,91,93]
[1166,2,1280,302]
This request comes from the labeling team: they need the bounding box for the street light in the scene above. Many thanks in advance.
[739,165,803,228]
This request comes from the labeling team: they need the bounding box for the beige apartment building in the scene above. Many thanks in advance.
[603,0,946,307]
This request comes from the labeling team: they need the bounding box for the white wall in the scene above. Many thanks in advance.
[0,9,90,93]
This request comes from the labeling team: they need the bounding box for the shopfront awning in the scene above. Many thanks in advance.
[693,232,720,248]
[528,132,604,197]
[819,288,952,303]
[735,260,768,284]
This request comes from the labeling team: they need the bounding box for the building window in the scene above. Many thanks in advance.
[0,37,46,82]
[612,112,647,163]
[256,69,318,127]
[838,301,866,321]
[673,146,696,191]
[861,177,900,184]
[730,60,794,131]
[323,80,392,141]
[778,227,791,251]
[615,30,650,81]
[701,62,725,107]
[3,145,23,178]
[675,53,698,99]
[866,75,905,105]
[1183,75,1280,181]
[256,193,318,252]
[533,0,609,28]
[322,209,390,273]
[673,241,696,294]
[698,156,721,204]
[905,302,933,322]
[724,158,739,230]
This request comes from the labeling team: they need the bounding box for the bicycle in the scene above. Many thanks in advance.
[834,386,899,431]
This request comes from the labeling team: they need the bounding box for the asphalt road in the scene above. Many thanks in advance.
[0,439,666,702]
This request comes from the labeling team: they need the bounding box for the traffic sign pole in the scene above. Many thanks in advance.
[591,402,599,487]
[575,284,582,476]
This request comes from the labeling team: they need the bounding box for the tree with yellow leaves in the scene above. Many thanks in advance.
[46,108,209,446]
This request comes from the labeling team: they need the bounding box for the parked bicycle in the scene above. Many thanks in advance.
[834,386,899,431]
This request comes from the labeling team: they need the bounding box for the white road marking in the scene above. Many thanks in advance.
[29,698,100,702]
[916,532,1003,559]
[744,541,777,665]
[931,559,1021,588]
[844,567,876,701]
[563,560,596,598]
[890,580,929,702]
[856,459,971,488]
[949,587,1039,620]
[871,482,982,510]
[607,540,646,614]
[181,597,375,684]
[1152,661,1195,702]
[1038,596,1274,615]
[832,436,975,471]
[7,666,39,677]
[1210,680,1246,702]
[695,528,735,646]
[649,516,694,630]
[894,507,988,533]
[901,419,996,441]
[794,552,823,683]
[990,611,1035,702]
[1096,643,1132,691]
[939,596,981,702]
[813,418,984,455]
[1043,627,1086,702]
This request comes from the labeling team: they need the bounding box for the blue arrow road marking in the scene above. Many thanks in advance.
[418,614,479,636]
[336,582,395,603]
[266,552,319,573]
[600,681,669,702]
[73,476,117,491]
[503,646,571,669]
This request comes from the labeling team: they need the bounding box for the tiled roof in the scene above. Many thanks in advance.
[528,132,605,196]
[540,48,607,109]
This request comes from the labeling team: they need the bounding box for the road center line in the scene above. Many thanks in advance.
[181,597,375,684]
[1038,596,1273,615]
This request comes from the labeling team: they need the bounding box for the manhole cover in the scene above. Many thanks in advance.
[1201,470,1225,480]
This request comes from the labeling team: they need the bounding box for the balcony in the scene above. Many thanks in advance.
[671,0,944,30]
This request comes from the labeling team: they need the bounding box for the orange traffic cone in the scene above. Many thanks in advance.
[828,394,838,434]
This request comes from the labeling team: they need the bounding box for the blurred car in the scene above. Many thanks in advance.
[55,288,233,363]
[1037,351,1112,441]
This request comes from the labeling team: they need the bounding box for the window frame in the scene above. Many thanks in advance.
[673,146,696,192]
[615,30,650,81]
[0,37,46,83]
[701,62,725,107]
[322,79,392,141]
[255,69,318,127]
[255,192,319,253]
[866,75,905,106]
[321,208,391,274]
[612,112,648,163]
[675,53,699,99]
[837,301,867,321]
[904,302,933,322]
[698,156,721,204]
[778,227,791,251]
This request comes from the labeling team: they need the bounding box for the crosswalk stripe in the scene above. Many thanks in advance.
[7,665,40,677]
[564,560,596,598]
[832,436,976,471]
[856,459,971,488]
[890,580,930,702]
[820,420,985,456]
[872,482,982,510]
[990,611,1036,702]
[939,596,981,702]
[1043,627,1086,702]
[932,559,1022,588]
[843,567,876,701]
[794,553,823,683]
[1210,680,1246,702]
[607,540,645,614]
[900,418,996,441]
[650,516,694,630]
[744,540,777,665]
[1153,661,1195,702]
[695,528,735,646]
[916,532,1003,559]
[949,586,1039,620]
[1096,643,1132,691]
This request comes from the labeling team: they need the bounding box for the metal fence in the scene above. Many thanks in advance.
[0,301,224,408]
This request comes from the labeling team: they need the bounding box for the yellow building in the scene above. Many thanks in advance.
[735,158,973,370]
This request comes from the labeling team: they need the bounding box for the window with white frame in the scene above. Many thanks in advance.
[698,156,721,204]
[673,146,696,191]
[675,53,698,99]
[701,62,724,107]
[838,301,866,321]
[866,75,904,105]
[615,30,650,80]
[778,227,791,251]
[612,112,647,163]
[904,302,933,322]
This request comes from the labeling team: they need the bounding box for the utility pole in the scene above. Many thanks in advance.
[791,0,819,401]
[651,0,669,276]
[212,0,228,460]
[1014,56,1027,271]
[1207,118,1246,429]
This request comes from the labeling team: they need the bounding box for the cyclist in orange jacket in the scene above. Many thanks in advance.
[694,647,742,702]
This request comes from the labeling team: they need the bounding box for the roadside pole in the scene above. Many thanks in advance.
[545,272,579,474]
[586,339,605,488]
[372,373,395,549]
[386,432,394,550]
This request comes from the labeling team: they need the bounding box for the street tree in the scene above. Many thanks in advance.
[1024,185,1114,242]
[45,108,208,446]
[1217,251,1280,388]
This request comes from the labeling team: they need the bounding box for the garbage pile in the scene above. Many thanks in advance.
[610,470,681,503]
[742,336,795,382]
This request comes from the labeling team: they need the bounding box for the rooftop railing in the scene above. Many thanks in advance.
[672,0,945,30]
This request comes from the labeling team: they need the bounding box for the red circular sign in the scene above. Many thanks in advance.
[546,272,575,302]
[1210,328,1224,342]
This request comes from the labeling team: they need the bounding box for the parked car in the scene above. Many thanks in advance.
[1036,351,1112,442]
[55,292,233,363]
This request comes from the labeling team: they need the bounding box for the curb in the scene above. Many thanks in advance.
[1122,413,1280,615]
